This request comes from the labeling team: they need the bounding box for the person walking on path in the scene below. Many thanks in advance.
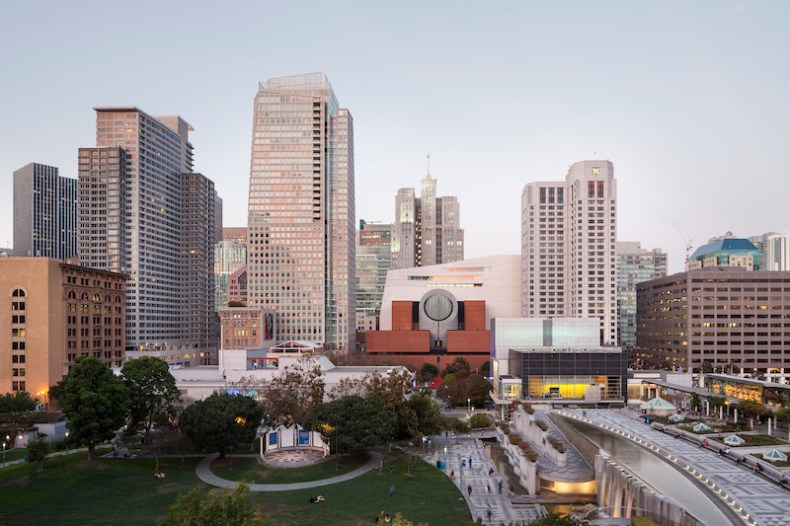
[487,507,493,521]
[389,484,395,498]
[467,483,472,496]
[498,479,504,494]
[487,482,491,494]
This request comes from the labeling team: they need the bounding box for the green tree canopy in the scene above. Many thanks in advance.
[527,512,580,526]
[437,373,492,407]
[159,483,277,526]
[441,357,470,377]
[419,363,439,382]
[776,407,790,424]
[306,395,397,453]
[179,393,262,457]
[0,391,38,412]
[27,439,50,471]
[737,399,772,419]
[406,394,446,436]
[121,356,181,437]
[261,357,325,425]
[53,355,129,461]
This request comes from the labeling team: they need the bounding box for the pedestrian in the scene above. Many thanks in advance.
[469,456,473,468]
[467,483,472,496]
[498,480,504,494]
[487,507,493,521]
[487,482,491,494]
[389,484,395,498]
[488,467,494,475]
[389,465,394,476]
[450,469,455,480]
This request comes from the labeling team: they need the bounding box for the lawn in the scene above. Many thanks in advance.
[246,454,471,526]
[212,453,370,484]
[0,453,204,526]
[0,452,470,526]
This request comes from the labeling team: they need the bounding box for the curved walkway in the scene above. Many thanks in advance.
[196,451,383,492]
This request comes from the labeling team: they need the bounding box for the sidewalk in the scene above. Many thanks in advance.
[415,435,542,526]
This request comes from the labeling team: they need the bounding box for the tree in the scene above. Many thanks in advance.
[261,357,325,425]
[776,407,790,441]
[406,394,446,436]
[53,355,129,461]
[480,361,491,378]
[419,363,438,383]
[179,393,262,457]
[737,400,771,429]
[159,483,277,526]
[362,370,413,412]
[441,357,470,377]
[527,512,580,526]
[437,372,492,407]
[144,427,192,472]
[0,391,38,412]
[690,392,701,413]
[306,396,396,453]
[27,439,50,471]
[122,357,181,438]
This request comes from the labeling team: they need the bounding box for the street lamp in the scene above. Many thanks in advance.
[468,398,471,415]
[335,424,340,471]
[65,431,70,455]
[2,440,6,468]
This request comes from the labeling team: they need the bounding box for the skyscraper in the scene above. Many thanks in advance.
[521,160,618,344]
[391,172,464,269]
[78,107,219,361]
[749,231,790,271]
[214,227,248,310]
[356,220,392,332]
[615,241,667,353]
[13,163,78,260]
[247,73,355,351]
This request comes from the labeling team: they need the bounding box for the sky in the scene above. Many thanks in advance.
[1,0,788,273]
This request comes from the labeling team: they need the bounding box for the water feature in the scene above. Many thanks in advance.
[568,419,737,526]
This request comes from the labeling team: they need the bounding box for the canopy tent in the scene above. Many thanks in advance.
[640,396,677,416]
[668,413,685,422]
[723,434,746,446]
[762,449,788,462]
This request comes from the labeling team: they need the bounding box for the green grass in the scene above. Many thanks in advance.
[212,453,370,484]
[2,448,28,462]
[750,453,790,467]
[0,453,205,526]
[0,452,469,526]
[246,454,470,526]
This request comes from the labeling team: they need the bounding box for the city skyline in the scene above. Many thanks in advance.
[2,2,790,274]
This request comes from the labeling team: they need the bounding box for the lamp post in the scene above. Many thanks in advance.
[65,431,69,455]
[468,398,471,416]
[2,440,6,468]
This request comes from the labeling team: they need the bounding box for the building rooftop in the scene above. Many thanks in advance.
[690,238,758,261]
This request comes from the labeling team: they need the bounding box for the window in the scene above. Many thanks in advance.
[11,289,26,297]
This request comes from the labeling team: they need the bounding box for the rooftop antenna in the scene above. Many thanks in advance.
[427,153,431,177]
[673,220,693,267]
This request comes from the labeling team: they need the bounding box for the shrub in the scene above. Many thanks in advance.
[522,403,535,414]
[521,446,538,462]
[499,422,510,434]
[469,413,492,429]
[547,436,565,454]
[535,420,548,432]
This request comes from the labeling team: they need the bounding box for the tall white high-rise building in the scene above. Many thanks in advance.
[750,232,790,271]
[615,241,667,351]
[78,107,219,361]
[391,171,464,269]
[521,160,618,344]
[247,73,355,351]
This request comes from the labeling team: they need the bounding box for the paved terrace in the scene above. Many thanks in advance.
[558,409,790,526]
[534,410,594,482]
[410,435,543,526]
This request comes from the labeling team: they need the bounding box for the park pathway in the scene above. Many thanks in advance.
[195,451,382,492]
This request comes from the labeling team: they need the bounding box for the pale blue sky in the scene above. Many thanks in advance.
[1,0,788,272]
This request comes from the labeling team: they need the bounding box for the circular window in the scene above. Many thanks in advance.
[423,294,453,321]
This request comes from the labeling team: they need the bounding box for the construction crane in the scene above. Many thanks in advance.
[673,220,693,267]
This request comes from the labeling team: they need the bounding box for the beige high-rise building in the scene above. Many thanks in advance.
[78,107,219,364]
[521,160,618,344]
[0,258,126,402]
[391,172,464,269]
[247,73,355,351]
